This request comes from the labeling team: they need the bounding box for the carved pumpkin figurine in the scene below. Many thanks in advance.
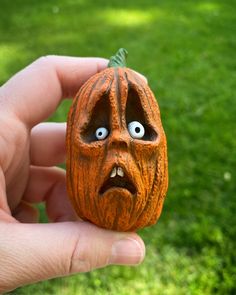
[66,48,168,231]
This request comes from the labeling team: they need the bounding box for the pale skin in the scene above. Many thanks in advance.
[0,56,146,293]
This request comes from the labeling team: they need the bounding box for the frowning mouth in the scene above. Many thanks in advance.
[99,166,137,195]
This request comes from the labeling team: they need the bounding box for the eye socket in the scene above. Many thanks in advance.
[95,127,109,140]
[128,121,145,139]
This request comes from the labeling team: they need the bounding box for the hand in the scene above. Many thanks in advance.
[0,56,145,293]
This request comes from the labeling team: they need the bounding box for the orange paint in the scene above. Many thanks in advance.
[66,52,168,231]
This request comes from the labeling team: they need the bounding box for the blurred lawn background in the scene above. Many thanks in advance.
[1,0,235,294]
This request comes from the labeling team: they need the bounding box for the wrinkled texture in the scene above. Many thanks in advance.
[66,67,168,231]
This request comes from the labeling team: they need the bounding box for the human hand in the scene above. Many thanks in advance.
[0,56,145,293]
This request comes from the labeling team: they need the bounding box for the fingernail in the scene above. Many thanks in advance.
[109,237,145,265]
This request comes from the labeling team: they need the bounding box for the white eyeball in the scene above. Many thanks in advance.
[128,121,145,139]
[95,127,109,140]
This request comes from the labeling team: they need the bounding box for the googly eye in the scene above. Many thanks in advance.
[128,121,145,139]
[95,127,109,140]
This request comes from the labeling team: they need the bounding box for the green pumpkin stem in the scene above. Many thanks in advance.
[108,48,128,68]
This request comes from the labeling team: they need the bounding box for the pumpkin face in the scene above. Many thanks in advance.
[66,50,168,231]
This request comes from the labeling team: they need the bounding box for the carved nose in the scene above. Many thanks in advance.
[108,130,129,149]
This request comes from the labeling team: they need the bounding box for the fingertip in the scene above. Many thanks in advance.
[69,222,146,273]
[109,234,145,266]
[93,57,109,72]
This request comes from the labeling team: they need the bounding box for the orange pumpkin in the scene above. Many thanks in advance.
[66,49,168,231]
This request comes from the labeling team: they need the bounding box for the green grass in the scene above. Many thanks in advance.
[1,0,236,294]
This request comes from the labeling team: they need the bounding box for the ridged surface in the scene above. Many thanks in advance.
[66,67,168,231]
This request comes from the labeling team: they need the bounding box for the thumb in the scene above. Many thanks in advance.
[0,221,145,292]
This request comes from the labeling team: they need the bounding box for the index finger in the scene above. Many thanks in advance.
[0,56,108,127]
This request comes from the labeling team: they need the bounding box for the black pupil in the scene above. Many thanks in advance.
[135,127,140,133]
[98,131,103,136]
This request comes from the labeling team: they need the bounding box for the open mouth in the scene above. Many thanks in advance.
[99,166,137,195]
